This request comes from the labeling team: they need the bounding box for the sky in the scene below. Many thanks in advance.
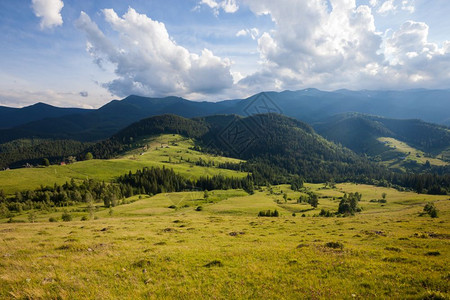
[0,0,449,108]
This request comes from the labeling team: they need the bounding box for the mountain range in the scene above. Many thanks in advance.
[1,89,449,144]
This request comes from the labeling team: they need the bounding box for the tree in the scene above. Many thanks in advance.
[85,152,93,160]
[283,193,288,203]
[423,202,438,218]
[42,158,50,167]
[204,190,209,201]
[290,175,303,191]
[381,192,387,200]
[28,211,37,223]
[307,193,319,208]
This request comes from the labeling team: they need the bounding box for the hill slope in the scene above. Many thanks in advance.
[89,113,382,183]
[314,113,450,168]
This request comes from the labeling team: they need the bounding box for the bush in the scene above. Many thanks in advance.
[81,215,88,221]
[195,206,203,211]
[423,203,438,218]
[49,217,57,222]
[61,211,72,222]
[258,209,279,217]
[325,241,344,250]
[319,209,333,217]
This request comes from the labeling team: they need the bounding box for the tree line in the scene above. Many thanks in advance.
[0,166,255,217]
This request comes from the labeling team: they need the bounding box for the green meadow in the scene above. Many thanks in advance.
[0,135,246,195]
[0,134,448,299]
[377,137,449,167]
[0,183,449,299]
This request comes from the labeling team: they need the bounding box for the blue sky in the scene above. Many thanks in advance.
[0,0,449,108]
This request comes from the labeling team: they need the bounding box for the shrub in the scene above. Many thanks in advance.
[81,215,88,221]
[195,206,203,211]
[204,260,223,267]
[168,205,176,209]
[325,241,344,250]
[61,211,72,222]
[49,217,57,222]
[258,209,279,217]
[319,209,333,217]
[423,203,438,218]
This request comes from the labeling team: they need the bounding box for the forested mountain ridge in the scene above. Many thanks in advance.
[1,89,450,143]
[314,113,450,158]
[86,113,449,194]
[0,102,92,129]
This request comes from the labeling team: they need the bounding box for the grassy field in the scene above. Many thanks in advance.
[377,137,448,167]
[0,183,448,299]
[0,135,246,195]
[0,134,448,299]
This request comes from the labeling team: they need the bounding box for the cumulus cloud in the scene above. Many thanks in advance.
[234,0,450,92]
[199,0,239,15]
[31,0,64,29]
[76,8,234,98]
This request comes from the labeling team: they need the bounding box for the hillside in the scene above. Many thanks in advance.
[314,113,450,168]
[0,134,246,195]
[88,114,391,184]
[1,89,450,143]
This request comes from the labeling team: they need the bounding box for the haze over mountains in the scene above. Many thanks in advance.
[1,88,449,144]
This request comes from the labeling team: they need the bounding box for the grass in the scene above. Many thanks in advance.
[0,134,246,195]
[0,134,448,298]
[377,137,448,167]
[0,183,448,299]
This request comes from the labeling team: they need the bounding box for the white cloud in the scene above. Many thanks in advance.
[236,29,247,37]
[369,0,378,7]
[377,0,397,15]
[31,0,64,29]
[199,0,239,15]
[236,28,259,40]
[401,0,415,13]
[235,0,450,92]
[76,8,234,98]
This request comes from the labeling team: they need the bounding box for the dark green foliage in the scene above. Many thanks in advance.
[338,192,362,215]
[204,260,223,267]
[48,217,57,222]
[258,209,279,217]
[41,158,50,167]
[0,139,92,169]
[319,209,333,217]
[290,175,304,191]
[325,242,344,249]
[307,192,319,208]
[423,203,438,218]
[195,206,203,211]
[61,210,72,222]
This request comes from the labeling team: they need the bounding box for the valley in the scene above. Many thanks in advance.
[0,131,449,298]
